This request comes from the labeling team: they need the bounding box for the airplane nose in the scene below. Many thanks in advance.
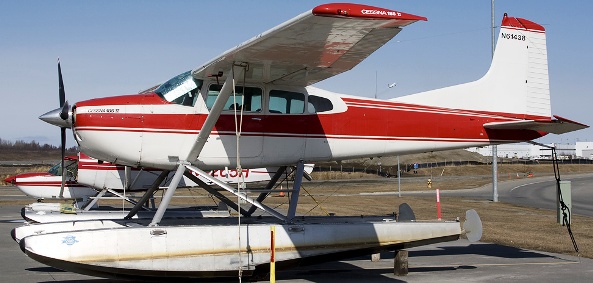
[39,106,72,128]
[3,175,16,184]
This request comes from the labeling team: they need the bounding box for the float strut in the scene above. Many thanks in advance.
[125,170,170,220]
[149,163,186,226]
[286,160,304,223]
[246,166,287,216]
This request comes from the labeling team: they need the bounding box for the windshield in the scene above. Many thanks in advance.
[155,70,203,106]
[48,160,78,178]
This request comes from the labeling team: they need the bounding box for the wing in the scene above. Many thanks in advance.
[192,3,426,86]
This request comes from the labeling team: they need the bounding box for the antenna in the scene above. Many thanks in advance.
[374,71,378,99]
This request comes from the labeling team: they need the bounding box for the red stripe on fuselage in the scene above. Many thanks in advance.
[14,182,80,187]
[74,95,548,142]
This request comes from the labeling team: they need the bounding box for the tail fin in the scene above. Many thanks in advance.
[393,14,550,120]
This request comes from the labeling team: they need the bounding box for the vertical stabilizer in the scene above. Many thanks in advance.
[393,14,551,120]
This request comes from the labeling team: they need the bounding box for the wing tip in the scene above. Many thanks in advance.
[312,3,427,22]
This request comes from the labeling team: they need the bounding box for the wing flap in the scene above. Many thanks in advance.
[193,3,425,86]
[483,115,589,135]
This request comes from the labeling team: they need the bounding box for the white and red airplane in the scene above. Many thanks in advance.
[4,155,94,201]
[19,3,587,280]
[6,152,312,223]
[5,152,310,210]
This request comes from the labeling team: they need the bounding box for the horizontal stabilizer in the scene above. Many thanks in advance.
[483,115,588,135]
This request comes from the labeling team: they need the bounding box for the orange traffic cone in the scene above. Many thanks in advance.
[279,185,285,197]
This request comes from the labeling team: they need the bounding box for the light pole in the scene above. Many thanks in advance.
[491,0,499,202]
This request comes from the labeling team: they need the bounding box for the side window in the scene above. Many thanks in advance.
[66,160,78,178]
[48,159,78,177]
[269,90,305,114]
[307,95,334,113]
[207,85,262,112]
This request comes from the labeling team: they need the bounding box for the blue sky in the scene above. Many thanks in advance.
[1,1,592,148]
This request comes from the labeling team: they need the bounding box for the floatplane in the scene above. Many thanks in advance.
[5,152,312,223]
[14,2,587,280]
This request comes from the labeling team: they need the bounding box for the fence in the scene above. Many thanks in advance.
[313,158,593,177]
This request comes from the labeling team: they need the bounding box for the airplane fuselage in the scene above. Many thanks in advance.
[72,83,545,170]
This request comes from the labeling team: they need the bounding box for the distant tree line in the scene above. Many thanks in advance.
[0,138,77,152]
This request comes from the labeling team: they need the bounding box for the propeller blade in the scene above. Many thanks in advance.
[58,60,66,107]
[60,101,69,120]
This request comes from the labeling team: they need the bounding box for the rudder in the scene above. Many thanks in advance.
[393,14,551,120]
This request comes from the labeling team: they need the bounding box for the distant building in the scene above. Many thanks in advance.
[466,142,591,160]
[466,143,536,159]
[576,142,593,159]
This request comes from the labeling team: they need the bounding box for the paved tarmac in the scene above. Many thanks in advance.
[1,203,592,283]
[366,173,593,217]
[441,174,593,217]
[2,174,593,282]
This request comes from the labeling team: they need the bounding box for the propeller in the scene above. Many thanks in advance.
[58,62,69,120]
[39,59,74,198]
[58,60,68,198]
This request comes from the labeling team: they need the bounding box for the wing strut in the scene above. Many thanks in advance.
[149,64,247,226]
[185,63,246,162]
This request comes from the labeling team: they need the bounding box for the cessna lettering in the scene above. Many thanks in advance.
[361,9,401,17]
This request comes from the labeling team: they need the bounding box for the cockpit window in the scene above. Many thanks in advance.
[48,159,78,178]
[155,70,203,106]
[207,84,262,112]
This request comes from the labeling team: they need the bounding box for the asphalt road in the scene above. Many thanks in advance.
[500,175,593,217]
[436,174,593,217]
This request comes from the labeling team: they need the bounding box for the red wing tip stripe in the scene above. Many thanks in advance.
[313,3,426,22]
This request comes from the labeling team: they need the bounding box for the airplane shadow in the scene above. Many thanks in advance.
[408,243,553,259]
[34,243,556,283]
[33,262,406,283]
[27,266,67,273]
